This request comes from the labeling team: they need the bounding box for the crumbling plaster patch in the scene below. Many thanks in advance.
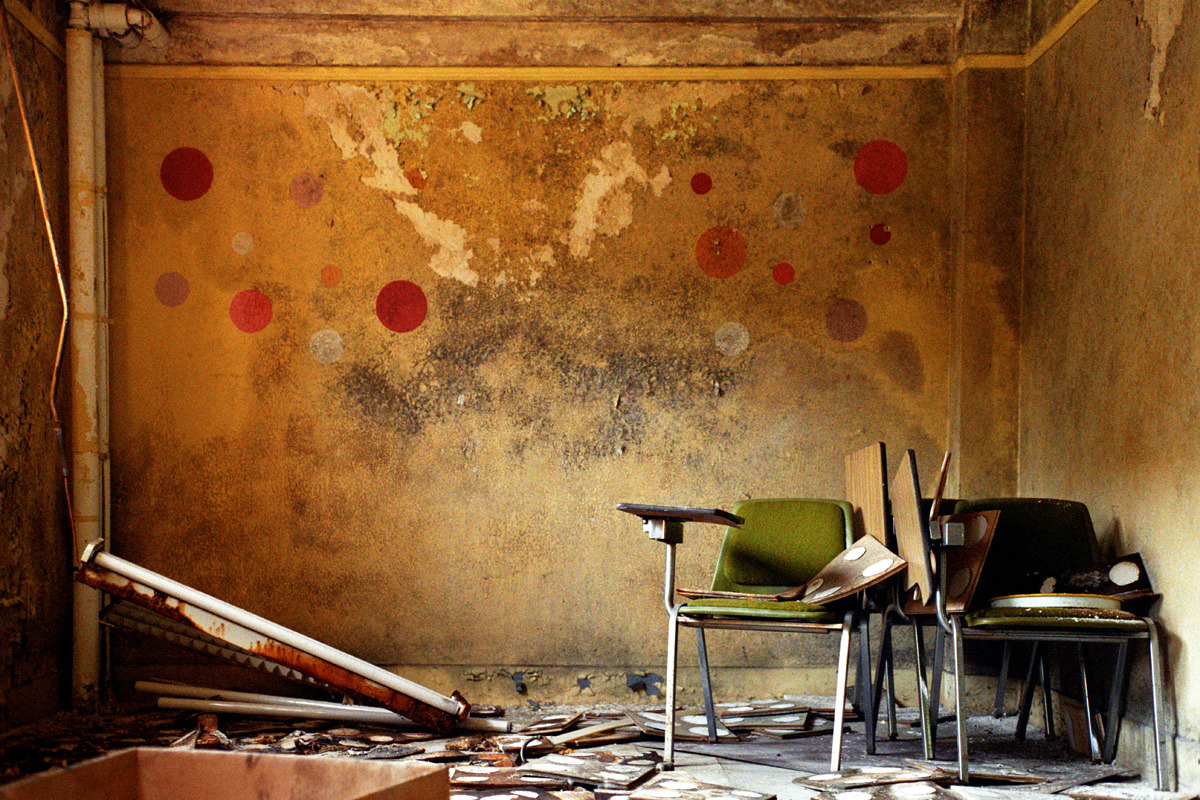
[294,83,480,286]
[569,141,667,258]
[1143,0,1188,121]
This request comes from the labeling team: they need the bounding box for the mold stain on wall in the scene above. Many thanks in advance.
[105,75,952,678]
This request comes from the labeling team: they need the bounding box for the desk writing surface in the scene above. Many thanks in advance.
[616,503,743,527]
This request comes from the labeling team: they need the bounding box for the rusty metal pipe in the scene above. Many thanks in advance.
[86,547,464,716]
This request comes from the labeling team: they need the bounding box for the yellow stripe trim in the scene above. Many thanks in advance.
[106,63,953,82]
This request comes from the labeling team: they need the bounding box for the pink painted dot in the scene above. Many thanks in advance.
[826,298,868,342]
[773,262,795,285]
[321,264,342,287]
[691,172,713,195]
[160,147,213,201]
[695,226,747,279]
[229,289,273,333]
[870,223,892,245]
[154,272,189,307]
[854,140,907,195]
[290,172,324,208]
[376,280,427,333]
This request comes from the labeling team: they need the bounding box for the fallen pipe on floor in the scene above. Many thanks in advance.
[136,680,510,733]
[76,541,472,733]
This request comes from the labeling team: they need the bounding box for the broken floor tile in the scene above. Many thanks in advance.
[518,714,584,736]
[626,710,737,742]
[948,786,1071,800]
[1062,784,1199,800]
[796,765,947,791]
[813,781,959,800]
[451,764,569,789]
[715,699,809,717]
[596,772,775,800]
[450,788,562,800]
[520,750,660,789]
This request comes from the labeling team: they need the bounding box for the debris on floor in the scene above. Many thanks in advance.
[0,701,1173,800]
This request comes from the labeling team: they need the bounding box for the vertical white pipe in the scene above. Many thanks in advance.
[67,13,101,708]
[92,33,110,696]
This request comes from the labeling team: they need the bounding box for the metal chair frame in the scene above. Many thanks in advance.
[894,456,1168,789]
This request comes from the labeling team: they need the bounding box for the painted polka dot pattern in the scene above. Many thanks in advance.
[154,272,189,307]
[160,147,213,201]
[376,280,428,333]
[695,226,747,279]
[229,289,273,333]
[854,140,907,194]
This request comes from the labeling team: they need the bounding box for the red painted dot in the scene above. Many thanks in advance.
[290,172,324,208]
[826,298,868,342]
[321,264,342,287]
[230,289,273,333]
[870,223,892,245]
[154,272,189,307]
[160,147,213,201]
[691,172,713,195]
[695,226,748,279]
[854,140,908,195]
[406,167,428,190]
[773,262,795,285]
[376,280,427,333]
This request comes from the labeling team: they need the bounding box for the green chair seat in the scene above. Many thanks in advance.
[682,597,839,622]
[965,605,1146,632]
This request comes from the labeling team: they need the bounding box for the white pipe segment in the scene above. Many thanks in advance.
[91,550,464,716]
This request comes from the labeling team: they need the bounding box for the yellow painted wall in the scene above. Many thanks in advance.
[1023,0,1198,785]
[105,74,955,700]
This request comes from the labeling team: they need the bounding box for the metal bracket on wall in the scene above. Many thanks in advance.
[75,540,472,733]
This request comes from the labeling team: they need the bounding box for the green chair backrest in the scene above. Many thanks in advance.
[953,498,1101,606]
[710,499,854,594]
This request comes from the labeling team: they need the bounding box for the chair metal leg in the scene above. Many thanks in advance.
[1076,643,1101,762]
[1016,641,1041,741]
[1101,640,1130,764]
[696,627,718,741]
[830,613,854,772]
[995,642,1011,717]
[664,604,683,770]
[1146,620,1167,790]
[930,624,946,748]
[859,614,875,754]
[951,616,970,784]
[1039,649,1056,739]
[886,642,898,739]
[913,620,934,760]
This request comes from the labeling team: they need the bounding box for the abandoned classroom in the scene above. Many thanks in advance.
[2,0,1199,794]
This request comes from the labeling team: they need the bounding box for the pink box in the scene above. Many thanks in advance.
[0,748,448,800]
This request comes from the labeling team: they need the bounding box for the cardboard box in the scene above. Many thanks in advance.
[0,747,448,800]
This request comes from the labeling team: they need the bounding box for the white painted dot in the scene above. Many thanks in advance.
[835,792,874,800]
[809,773,842,781]
[232,231,254,255]
[806,578,824,592]
[733,792,764,798]
[1109,561,1141,586]
[310,329,344,364]
[894,784,936,797]
[862,558,895,578]
[454,775,490,783]
[688,725,716,734]
[546,754,585,764]
[811,586,840,601]
[715,322,750,358]
[860,766,902,774]
[722,716,744,724]
[660,781,699,790]
[844,546,867,561]
[457,765,499,773]
[513,793,540,799]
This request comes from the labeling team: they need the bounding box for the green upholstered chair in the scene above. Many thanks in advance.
[664,498,861,772]
[895,466,1167,788]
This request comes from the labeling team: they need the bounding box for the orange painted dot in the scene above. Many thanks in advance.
[695,226,748,279]
[321,264,343,287]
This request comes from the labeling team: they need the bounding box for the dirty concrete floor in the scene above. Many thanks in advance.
[0,702,1154,798]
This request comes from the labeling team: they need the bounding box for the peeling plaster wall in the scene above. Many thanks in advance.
[105,75,954,701]
[0,4,70,729]
[1023,0,1200,785]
